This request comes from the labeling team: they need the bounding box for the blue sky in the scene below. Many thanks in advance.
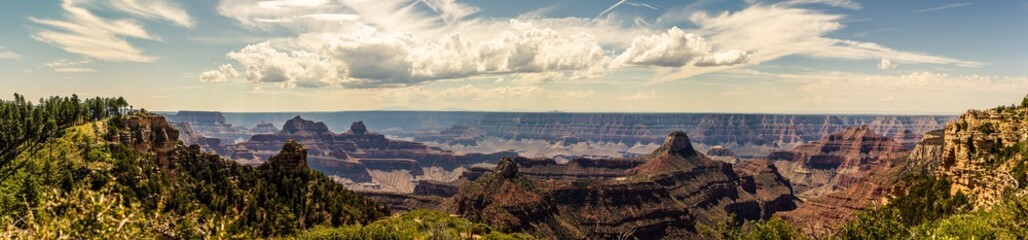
[1,0,1026,113]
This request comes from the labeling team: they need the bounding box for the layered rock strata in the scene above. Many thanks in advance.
[768,126,907,198]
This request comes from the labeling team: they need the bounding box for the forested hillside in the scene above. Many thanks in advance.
[0,94,520,239]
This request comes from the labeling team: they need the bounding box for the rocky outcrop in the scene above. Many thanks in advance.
[447,131,799,239]
[114,113,180,165]
[936,107,1026,209]
[907,129,946,173]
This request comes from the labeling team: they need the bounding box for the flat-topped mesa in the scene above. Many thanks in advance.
[348,121,368,135]
[267,140,308,173]
[281,116,332,135]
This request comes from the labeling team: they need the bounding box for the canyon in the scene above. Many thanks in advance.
[160,110,993,238]
[165,111,950,160]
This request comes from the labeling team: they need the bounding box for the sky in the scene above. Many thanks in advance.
[1,0,1027,114]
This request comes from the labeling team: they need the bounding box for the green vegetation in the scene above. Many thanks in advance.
[886,175,970,227]
[289,210,535,240]
[1,115,388,238]
[975,122,996,135]
[1,94,128,173]
[703,216,808,240]
[911,193,1028,239]
[0,95,390,238]
[834,207,906,240]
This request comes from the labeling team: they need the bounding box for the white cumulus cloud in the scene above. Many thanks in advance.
[878,58,897,70]
[614,27,748,68]
[219,21,611,89]
[696,49,750,67]
[200,64,241,82]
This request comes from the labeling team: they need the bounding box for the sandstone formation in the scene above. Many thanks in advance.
[907,129,946,172]
[936,107,1026,209]
[114,112,180,166]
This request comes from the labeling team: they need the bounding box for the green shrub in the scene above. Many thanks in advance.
[834,207,907,240]
[291,210,535,240]
[701,215,808,240]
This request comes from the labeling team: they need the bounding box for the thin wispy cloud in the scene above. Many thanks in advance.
[625,2,660,10]
[913,2,972,13]
[28,0,192,62]
[598,0,628,17]
[110,0,195,27]
[779,0,862,10]
[0,45,20,60]
[41,58,96,73]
